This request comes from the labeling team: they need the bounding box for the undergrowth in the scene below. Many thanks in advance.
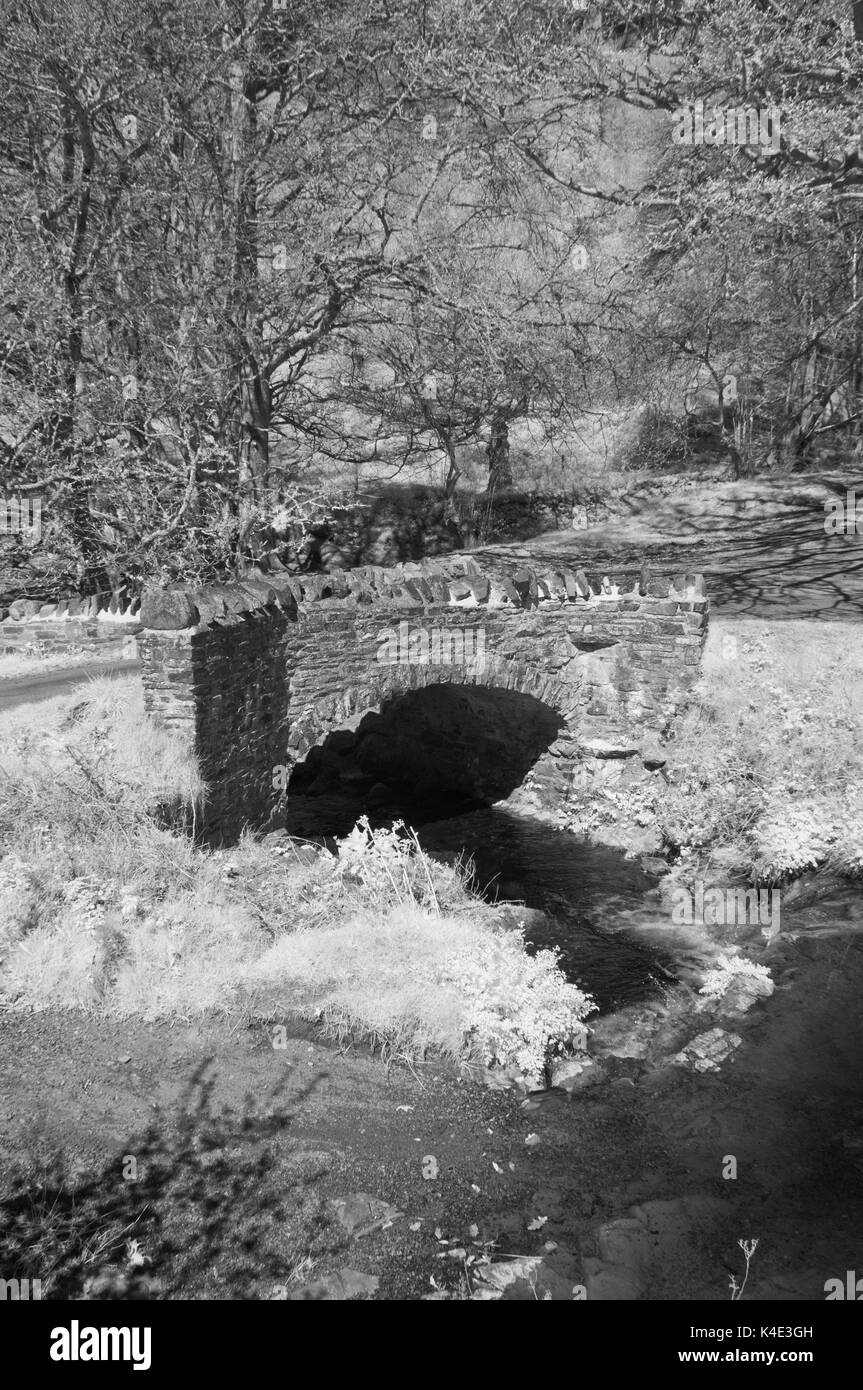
[0,682,593,1080]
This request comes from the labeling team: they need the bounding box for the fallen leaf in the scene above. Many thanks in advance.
[126,1239,149,1268]
[527,1216,547,1231]
[331,1193,403,1239]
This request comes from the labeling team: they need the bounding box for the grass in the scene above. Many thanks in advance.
[244,898,592,1079]
[655,617,863,883]
[0,679,207,942]
[0,647,86,679]
[0,678,593,1082]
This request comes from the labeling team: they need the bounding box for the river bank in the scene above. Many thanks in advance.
[1,889,860,1301]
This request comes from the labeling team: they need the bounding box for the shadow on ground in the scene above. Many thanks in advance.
[475,474,863,621]
[0,1063,337,1300]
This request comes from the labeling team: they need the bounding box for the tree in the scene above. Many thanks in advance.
[2,0,634,583]
[608,0,863,470]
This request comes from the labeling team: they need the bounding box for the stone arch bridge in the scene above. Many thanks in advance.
[139,549,709,843]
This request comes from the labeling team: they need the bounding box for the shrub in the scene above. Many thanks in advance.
[752,790,863,881]
[698,953,773,1003]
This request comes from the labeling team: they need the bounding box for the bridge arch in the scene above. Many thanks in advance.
[283,662,577,834]
[286,647,578,759]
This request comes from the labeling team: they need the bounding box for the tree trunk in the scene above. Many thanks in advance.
[225,39,271,568]
[440,427,461,510]
[52,100,110,591]
[486,412,513,491]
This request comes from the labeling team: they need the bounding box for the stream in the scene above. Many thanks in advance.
[417,808,863,1013]
[415,806,680,1014]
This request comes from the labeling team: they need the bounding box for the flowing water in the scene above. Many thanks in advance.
[415,806,687,1014]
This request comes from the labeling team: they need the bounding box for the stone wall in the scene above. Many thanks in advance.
[477,489,610,542]
[138,554,709,844]
[0,593,142,659]
[275,486,612,572]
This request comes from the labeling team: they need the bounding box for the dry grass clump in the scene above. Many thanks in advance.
[244,901,593,1082]
[0,676,205,886]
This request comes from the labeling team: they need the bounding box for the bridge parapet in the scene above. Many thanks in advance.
[139,557,706,629]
